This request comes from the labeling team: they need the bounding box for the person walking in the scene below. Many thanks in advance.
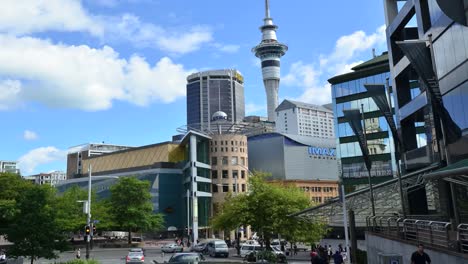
[293,244,298,255]
[75,248,81,259]
[327,245,333,262]
[411,244,431,264]
[333,250,344,264]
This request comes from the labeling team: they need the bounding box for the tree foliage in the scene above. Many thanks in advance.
[109,177,164,243]
[0,172,33,234]
[211,172,328,247]
[6,185,68,264]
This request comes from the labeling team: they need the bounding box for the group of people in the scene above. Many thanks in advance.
[310,244,346,264]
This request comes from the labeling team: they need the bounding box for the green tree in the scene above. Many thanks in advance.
[109,177,164,244]
[6,185,68,264]
[212,172,327,248]
[0,172,33,235]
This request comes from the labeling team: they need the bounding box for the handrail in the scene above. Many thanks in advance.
[368,216,461,254]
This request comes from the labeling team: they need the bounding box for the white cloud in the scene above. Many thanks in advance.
[282,26,387,105]
[18,146,66,174]
[212,43,241,53]
[0,34,193,111]
[245,103,266,115]
[23,130,38,141]
[0,0,103,36]
[0,79,22,110]
[0,1,215,55]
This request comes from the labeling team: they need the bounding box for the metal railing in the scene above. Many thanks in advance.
[458,224,468,254]
[367,216,464,254]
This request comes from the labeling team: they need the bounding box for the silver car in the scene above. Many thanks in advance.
[161,243,183,253]
[125,252,144,264]
[168,253,205,263]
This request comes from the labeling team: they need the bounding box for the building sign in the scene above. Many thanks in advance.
[308,146,336,157]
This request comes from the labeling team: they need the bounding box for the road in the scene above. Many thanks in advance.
[27,247,313,264]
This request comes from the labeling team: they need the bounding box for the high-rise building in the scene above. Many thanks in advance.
[0,160,19,174]
[328,52,396,191]
[186,69,245,131]
[275,100,335,139]
[252,0,288,122]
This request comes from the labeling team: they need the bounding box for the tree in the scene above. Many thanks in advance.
[212,172,327,248]
[0,172,33,235]
[109,177,164,244]
[6,185,68,264]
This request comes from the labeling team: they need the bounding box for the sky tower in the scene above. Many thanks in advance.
[253,0,288,122]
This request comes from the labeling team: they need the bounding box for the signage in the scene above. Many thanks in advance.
[308,147,336,157]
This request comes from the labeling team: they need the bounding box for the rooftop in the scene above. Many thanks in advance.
[275,99,333,113]
[328,52,389,85]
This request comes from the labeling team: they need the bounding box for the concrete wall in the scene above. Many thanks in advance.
[366,232,468,264]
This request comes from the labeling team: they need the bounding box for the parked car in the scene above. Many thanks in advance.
[168,252,205,263]
[190,242,207,253]
[206,240,229,258]
[125,251,145,264]
[161,243,183,253]
[129,248,145,256]
[240,244,263,258]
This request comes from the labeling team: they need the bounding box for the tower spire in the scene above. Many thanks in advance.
[265,0,270,18]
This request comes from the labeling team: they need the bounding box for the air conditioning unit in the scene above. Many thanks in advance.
[378,253,403,264]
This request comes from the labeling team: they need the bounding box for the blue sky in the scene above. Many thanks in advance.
[0,0,388,175]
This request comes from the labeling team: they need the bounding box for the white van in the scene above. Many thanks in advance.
[206,240,229,258]
[240,245,262,258]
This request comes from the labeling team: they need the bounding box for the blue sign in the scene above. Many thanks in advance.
[308,146,336,157]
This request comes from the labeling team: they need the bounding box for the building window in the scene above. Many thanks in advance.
[211,170,218,179]
[241,170,246,179]
[215,141,217,145]
[241,157,246,166]
[231,141,234,145]
[233,184,237,193]
[221,141,224,145]
[222,156,228,165]
[222,170,228,178]
[242,184,246,192]
[211,157,217,165]
[223,184,229,192]
[213,184,218,193]
[232,170,239,179]
[231,156,238,165]
[225,141,228,145]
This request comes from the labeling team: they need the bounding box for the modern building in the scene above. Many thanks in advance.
[67,143,133,179]
[328,52,396,191]
[0,160,19,174]
[248,132,338,181]
[383,0,468,219]
[275,100,335,139]
[269,179,339,204]
[61,131,212,242]
[29,171,66,186]
[186,69,245,132]
[252,0,288,122]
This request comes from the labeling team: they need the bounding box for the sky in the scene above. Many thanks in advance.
[0,0,388,175]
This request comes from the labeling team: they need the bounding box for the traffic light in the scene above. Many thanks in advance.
[85,225,90,235]
[93,225,96,234]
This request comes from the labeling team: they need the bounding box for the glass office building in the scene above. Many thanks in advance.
[329,53,396,191]
[384,0,468,221]
[186,69,245,132]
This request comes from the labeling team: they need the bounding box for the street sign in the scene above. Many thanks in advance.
[93,220,99,224]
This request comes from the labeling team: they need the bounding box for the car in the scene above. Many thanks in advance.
[168,252,205,263]
[206,240,229,258]
[125,251,145,264]
[129,248,145,254]
[161,243,183,253]
[190,242,207,253]
[240,244,263,258]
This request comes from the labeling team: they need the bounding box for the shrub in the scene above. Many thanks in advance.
[57,260,100,264]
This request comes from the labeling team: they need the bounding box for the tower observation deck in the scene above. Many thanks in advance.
[252,0,288,122]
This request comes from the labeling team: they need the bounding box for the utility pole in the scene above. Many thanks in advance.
[86,164,92,259]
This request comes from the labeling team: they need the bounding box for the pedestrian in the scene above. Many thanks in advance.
[310,250,321,264]
[327,245,333,262]
[338,244,344,253]
[75,248,81,259]
[293,244,298,255]
[333,250,344,264]
[0,251,6,261]
[411,244,431,264]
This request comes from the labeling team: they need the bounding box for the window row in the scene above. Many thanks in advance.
[211,156,246,166]
[212,183,246,193]
[211,147,246,153]
[433,23,468,78]
[337,116,390,138]
[210,140,246,146]
[211,169,246,179]
[332,72,391,98]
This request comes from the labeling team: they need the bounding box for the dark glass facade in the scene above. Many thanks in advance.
[186,70,245,131]
[385,0,468,221]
